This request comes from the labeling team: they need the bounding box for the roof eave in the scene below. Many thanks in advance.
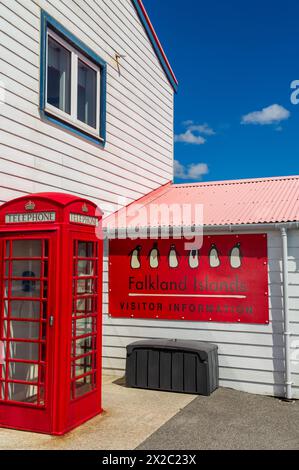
[131,0,178,93]
[104,221,299,239]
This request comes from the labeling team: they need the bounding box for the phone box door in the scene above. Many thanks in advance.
[0,232,56,433]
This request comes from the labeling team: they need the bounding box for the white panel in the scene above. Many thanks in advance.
[0,145,146,201]
[0,141,155,195]
[3,85,173,169]
[0,1,38,37]
[102,323,284,346]
[103,315,282,334]
[0,59,37,91]
[0,126,167,188]
[0,31,38,67]
[2,96,172,177]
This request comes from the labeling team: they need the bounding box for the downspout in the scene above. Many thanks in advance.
[281,226,292,400]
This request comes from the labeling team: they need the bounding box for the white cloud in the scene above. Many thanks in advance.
[182,119,194,127]
[241,104,290,125]
[174,160,186,179]
[175,121,216,145]
[174,130,206,145]
[187,123,215,135]
[174,160,209,180]
[175,121,215,146]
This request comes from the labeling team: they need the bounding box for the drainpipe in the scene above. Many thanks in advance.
[281,226,292,400]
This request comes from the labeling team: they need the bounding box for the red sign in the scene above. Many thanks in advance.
[109,234,269,324]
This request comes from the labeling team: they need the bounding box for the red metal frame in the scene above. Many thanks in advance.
[0,193,102,435]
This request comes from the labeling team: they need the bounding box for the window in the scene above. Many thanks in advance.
[47,35,71,115]
[71,240,98,399]
[40,12,106,144]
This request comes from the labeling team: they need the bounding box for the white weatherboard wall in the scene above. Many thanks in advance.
[103,230,299,399]
[0,0,174,207]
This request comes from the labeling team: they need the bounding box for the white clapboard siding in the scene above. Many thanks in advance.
[103,230,299,399]
[2,70,173,166]
[0,0,174,208]
[0,132,161,193]
[0,59,38,92]
[0,149,145,202]
[1,77,173,173]
[0,104,172,189]
[0,119,170,186]
[0,139,156,194]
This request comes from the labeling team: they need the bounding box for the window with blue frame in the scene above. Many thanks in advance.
[40,12,106,144]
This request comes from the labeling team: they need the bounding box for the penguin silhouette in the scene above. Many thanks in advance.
[209,244,220,268]
[129,245,142,269]
[148,242,160,269]
[169,244,179,268]
[230,242,242,269]
[189,249,199,269]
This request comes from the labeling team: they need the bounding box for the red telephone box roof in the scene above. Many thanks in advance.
[0,192,103,229]
[0,192,99,210]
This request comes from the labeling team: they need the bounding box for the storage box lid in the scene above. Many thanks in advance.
[126,339,218,362]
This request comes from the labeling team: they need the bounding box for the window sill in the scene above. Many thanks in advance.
[42,108,105,146]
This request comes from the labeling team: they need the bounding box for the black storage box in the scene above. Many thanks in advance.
[126,339,218,396]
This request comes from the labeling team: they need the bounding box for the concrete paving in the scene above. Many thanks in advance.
[1,379,298,450]
[138,387,299,450]
[0,375,196,450]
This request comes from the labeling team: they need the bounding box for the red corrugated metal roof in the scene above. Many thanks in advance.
[104,176,299,230]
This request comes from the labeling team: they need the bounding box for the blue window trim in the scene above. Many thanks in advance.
[40,10,107,146]
[131,0,178,93]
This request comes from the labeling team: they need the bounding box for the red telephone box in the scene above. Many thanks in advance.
[0,193,103,435]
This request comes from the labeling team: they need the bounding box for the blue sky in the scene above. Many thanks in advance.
[143,0,299,183]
